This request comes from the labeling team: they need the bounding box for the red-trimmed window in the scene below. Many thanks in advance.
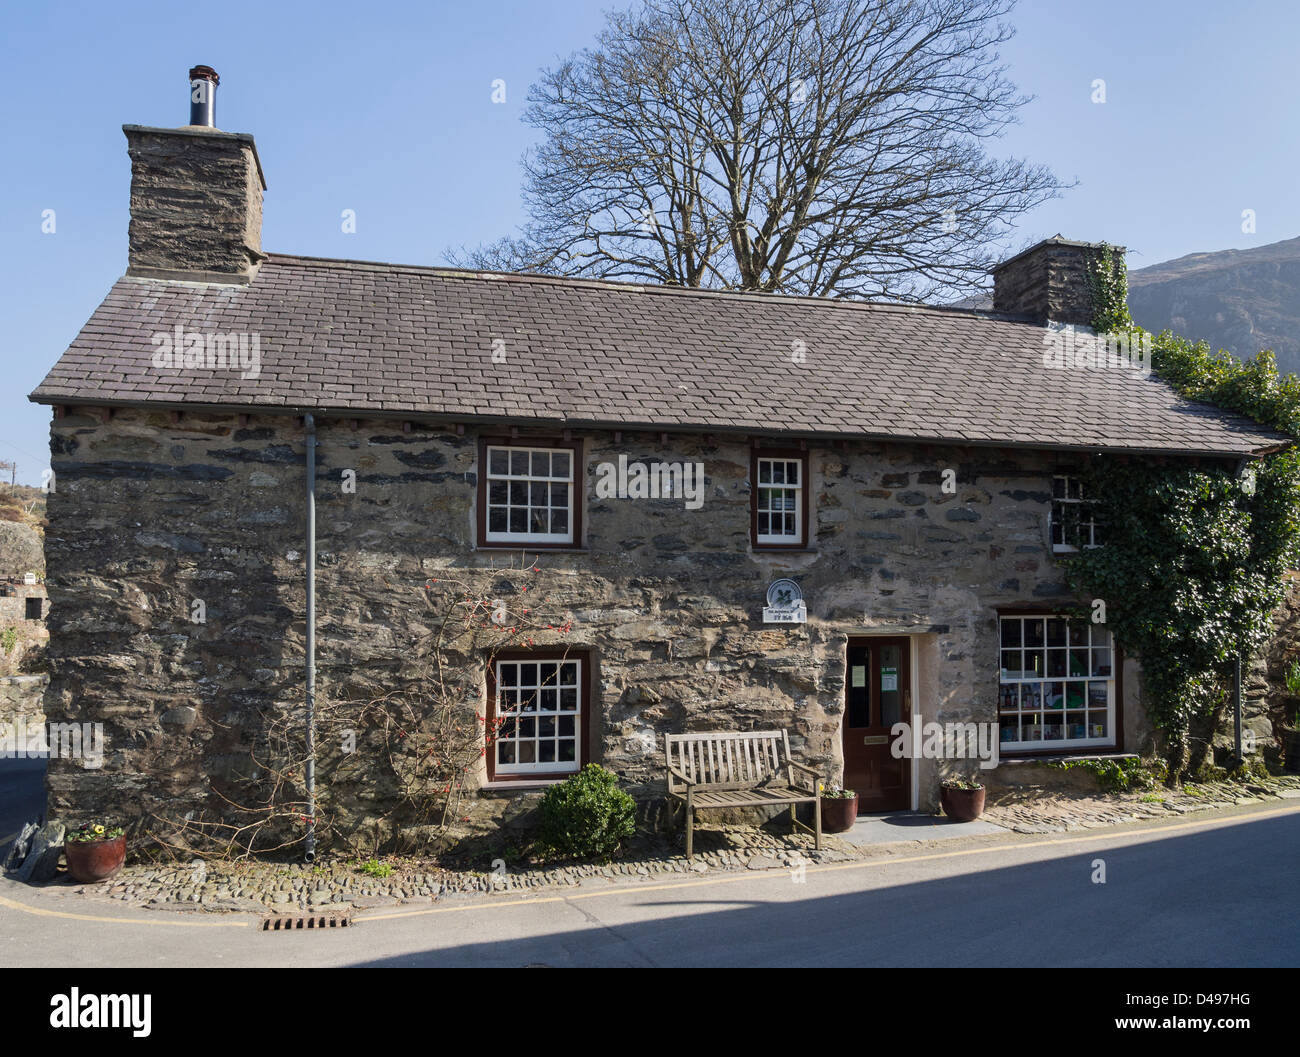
[752,450,809,548]
[480,442,580,547]
[487,653,589,780]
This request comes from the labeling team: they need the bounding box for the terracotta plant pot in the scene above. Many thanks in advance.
[940,785,986,822]
[819,794,859,833]
[64,835,127,883]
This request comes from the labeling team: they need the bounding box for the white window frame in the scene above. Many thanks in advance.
[1050,474,1101,553]
[484,444,575,545]
[492,657,583,776]
[756,457,803,545]
[998,614,1115,752]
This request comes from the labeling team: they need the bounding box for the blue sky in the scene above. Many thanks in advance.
[2,0,1297,484]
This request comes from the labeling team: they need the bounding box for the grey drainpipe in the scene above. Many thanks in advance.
[303,413,317,862]
[1233,652,1243,765]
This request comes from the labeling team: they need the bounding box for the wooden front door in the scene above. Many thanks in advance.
[843,637,912,811]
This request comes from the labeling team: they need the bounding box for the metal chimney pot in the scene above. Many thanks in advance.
[188,65,219,127]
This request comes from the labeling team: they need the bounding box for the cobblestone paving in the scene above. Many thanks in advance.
[32,774,1300,913]
[55,826,863,913]
[984,774,1300,834]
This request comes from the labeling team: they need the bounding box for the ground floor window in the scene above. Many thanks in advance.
[487,653,586,779]
[998,614,1114,750]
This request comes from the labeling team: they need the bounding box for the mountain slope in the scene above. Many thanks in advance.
[1127,236,1300,375]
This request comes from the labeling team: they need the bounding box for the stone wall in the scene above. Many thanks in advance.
[1,674,49,750]
[1228,573,1300,769]
[42,407,1150,848]
[0,585,47,623]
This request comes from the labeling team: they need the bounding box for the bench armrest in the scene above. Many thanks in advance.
[788,760,821,793]
[666,765,697,789]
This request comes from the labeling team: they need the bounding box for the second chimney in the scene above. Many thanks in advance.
[123,66,266,284]
[991,236,1126,327]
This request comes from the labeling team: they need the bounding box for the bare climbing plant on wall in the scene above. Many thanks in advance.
[152,555,576,858]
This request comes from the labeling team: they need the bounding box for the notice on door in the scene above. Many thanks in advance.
[851,665,866,688]
[880,667,898,692]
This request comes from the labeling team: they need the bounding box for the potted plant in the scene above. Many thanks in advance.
[940,776,986,822]
[818,783,859,833]
[63,821,127,883]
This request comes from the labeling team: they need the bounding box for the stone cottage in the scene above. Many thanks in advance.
[28,73,1289,850]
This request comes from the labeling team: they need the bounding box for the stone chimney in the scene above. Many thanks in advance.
[991,236,1125,327]
[123,66,266,284]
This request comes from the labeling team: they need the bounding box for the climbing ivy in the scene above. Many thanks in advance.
[1085,242,1133,335]
[1061,253,1300,778]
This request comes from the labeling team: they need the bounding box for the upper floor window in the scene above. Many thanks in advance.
[1050,474,1102,552]
[480,441,579,547]
[752,451,809,548]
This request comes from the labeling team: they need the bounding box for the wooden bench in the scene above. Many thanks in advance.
[665,730,822,859]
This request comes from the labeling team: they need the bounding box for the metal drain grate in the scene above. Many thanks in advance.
[260,912,353,931]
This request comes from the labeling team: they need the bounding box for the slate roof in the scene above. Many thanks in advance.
[30,253,1288,457]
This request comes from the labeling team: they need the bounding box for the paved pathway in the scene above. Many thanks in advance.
[3,801,1297,967]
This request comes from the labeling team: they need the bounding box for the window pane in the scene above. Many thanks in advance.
[550,482,568,507]
[489,508,507,532]
[1091,648,1112,677]
[1047,619,1067,647]
[489,448,509,475]
[510,450,530,476]
[560,662,578,684]
[552,452,571,478]
[500,664,518,687]
[531,451,551,477]
[558,740,576,762]
[758,462,772,484]
[1024,619,1045,649]
[509,508,528,533]
[1001,620,1021,648]
[509,480,528,505]
[1001,649,1020,677]
[551,508,568,532]
[530,481,548,506]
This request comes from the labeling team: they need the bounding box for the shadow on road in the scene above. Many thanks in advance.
[346,812,1300,968]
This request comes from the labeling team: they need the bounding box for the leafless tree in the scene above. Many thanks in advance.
[454,0,1065,301]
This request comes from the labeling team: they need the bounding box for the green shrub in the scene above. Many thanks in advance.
[537,764,636,861]
[356,858,392,878]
